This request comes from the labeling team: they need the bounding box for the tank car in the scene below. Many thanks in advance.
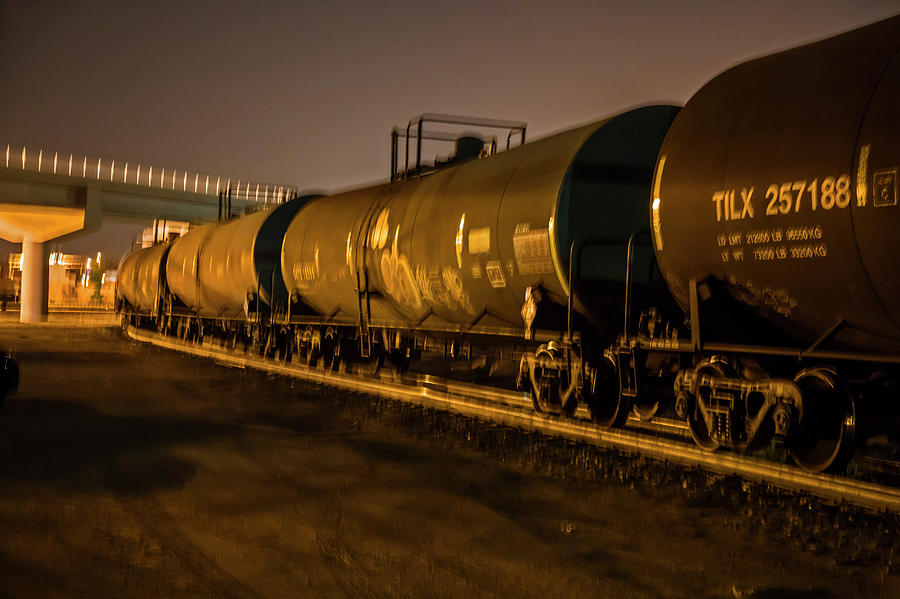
[164,198,306,345]
[629,14,900,471]
[116,243,170,327]
[280,107,678,370]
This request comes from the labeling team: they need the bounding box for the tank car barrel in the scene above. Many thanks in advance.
[653,15,900,358]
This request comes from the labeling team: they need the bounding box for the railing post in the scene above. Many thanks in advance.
[416,116,423,171]
[390,128,398,182]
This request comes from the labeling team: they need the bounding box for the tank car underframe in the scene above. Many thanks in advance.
[514,232,893,474]
[514,305,868,473]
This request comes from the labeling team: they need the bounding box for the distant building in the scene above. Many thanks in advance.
[8,251,115,308]
[142,219,190,248]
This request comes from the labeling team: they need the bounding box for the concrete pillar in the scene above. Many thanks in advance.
[20,237,48,323]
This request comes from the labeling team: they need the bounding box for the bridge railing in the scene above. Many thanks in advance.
[3,143,298,205]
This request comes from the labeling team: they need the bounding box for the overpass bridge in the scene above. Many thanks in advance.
[1,144,298,322]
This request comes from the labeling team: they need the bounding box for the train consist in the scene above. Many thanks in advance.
[117,16,900,473]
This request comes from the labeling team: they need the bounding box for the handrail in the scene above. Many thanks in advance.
[566,236,628,342]
[2,143,298,205]
[623,230,651,339]
[565,230,651,342]
[392,113,527,181]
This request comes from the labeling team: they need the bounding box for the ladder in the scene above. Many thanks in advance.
[356,269,372,358]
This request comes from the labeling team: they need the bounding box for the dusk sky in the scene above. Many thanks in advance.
[1,0,898,263]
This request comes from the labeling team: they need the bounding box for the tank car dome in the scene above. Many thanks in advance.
[453,134,485,162]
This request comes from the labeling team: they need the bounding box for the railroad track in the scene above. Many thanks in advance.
[126,326,900,513]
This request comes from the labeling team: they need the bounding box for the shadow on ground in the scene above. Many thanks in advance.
[0,399,232,495]
[748,590,837,599]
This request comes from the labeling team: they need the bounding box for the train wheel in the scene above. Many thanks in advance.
[789,368,856,473]
[283,330,294,363]
[530,368,560,415]
[294,329,310,364]
[321,332,339,372]
[584,353,629,427]
[306,342,319,367]
[389,348,409,376]
[252,327,267,355]
[527,346,566,416]
[632,400,659,421]
[263,329,277,359]
[356,347,385,376]
[686,360,734,452]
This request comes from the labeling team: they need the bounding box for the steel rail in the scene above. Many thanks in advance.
[127,326,900,513]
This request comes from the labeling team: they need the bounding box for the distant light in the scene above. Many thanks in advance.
[171,170,176,190]
[136,163,141,184]
[182,171,186,191]
[4,144,8,168]
[97,158,101,179]
[110,160,115,181]
[149,166,153,185]
[216,176,220,195]
[124,162,128,182]
[101,273,106,284]
[68,154,73,176]
[255,183,259,203]
[21,147,26,169]
[53,152,57,174]
[82,156,87,177]
[194,173,198,193]
[205,174,209,194]
[96,252,101,264]
[160,167,165,187]
[87,257,92,269]
[38,149,42,171]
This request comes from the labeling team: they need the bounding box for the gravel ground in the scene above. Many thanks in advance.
[0,324,898,598]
